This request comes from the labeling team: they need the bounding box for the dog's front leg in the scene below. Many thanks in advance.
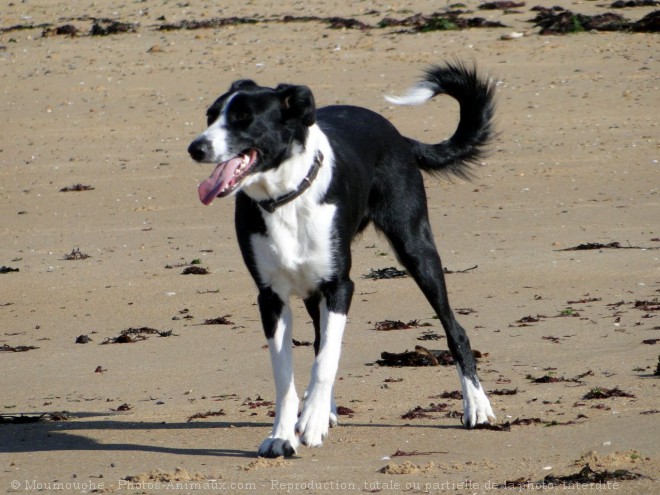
[296,309,346,447]
[296,280,353,448]
[257,289,300,458]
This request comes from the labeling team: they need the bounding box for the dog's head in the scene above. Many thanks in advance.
[188,80,316,205]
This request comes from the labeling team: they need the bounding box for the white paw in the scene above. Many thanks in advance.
[258,435,299,458]
[463,397,496,428]
[303,389,338,428]
[461,376,496,428]
[296,392,330,447]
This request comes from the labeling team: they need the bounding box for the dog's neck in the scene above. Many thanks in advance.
[257,151,324,213]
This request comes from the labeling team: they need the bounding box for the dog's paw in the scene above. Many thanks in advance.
[462,382,496,428]
[258,436,299,458]
[295,396,331,447]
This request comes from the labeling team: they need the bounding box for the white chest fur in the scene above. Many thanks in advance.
[250,201,336,299]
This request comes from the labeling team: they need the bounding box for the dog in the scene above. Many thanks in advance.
[188,61,496,458]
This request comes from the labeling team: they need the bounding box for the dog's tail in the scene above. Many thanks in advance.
[385,61,496,179]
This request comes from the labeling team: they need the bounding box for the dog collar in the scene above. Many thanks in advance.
[258,151,324,213]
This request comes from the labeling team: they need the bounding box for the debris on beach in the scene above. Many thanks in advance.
[391,449,448,457]
[526,370,593,384]
[372,319,431,331]
[63,248,91,260]
[363,267,408,280]
[90,19,137,36]
[530,7,660,34]
[582,387,635,400]
[401,403,450,419]
[377,345,484,367]
[417,330,443,341]
[186,410,226,422]
[556,241,658,251]
[0,344,38,352]
[202,315,234,325]
[543,464,645,485]
[101,327,176,344]
[59,184,94,192]
[181,265,209,275]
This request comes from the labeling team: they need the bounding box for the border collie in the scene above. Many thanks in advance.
[188,61,496,458]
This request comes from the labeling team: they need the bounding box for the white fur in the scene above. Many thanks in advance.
[458,368,495,427]
[303,387,339,428]
[258,306,300,457]
[198,93,236,161]
[250,201,336,298]
[248,127,336,298]
[296,308,346,447]
[329,389,338,427]
[385,82,435,106]
[242,124,332,202]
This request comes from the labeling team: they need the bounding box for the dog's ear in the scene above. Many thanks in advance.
[276,84,316,127]
[230,79,257,92]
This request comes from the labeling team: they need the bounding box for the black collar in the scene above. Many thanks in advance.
[258,151,324,213]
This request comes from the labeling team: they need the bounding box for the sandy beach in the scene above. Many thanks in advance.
[1,1,658,493]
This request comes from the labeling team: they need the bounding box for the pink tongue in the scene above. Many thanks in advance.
[198,156,243,205]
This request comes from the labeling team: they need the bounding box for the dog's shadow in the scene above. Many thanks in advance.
[0,412,461,457]
[0,412,260,458]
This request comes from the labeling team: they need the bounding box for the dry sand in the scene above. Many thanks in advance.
[1,1,658,493]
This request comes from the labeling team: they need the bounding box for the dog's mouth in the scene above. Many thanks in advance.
[198,149,258,205]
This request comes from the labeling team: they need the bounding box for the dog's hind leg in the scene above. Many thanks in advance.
[297,279,353,447]
[373,191,495,428]
[257,288,300,458]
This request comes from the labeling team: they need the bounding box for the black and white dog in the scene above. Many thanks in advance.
[188,61,496,458]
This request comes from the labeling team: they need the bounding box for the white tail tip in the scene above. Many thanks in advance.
[384,83,435,106]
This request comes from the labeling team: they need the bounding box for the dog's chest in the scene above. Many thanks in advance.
[250,203,336,298]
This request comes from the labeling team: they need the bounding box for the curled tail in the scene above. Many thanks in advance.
[386,61,496,179]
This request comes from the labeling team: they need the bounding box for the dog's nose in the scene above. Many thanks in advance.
[188,138,210,162]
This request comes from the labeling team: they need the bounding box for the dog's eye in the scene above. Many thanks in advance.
[230,111,252,125]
